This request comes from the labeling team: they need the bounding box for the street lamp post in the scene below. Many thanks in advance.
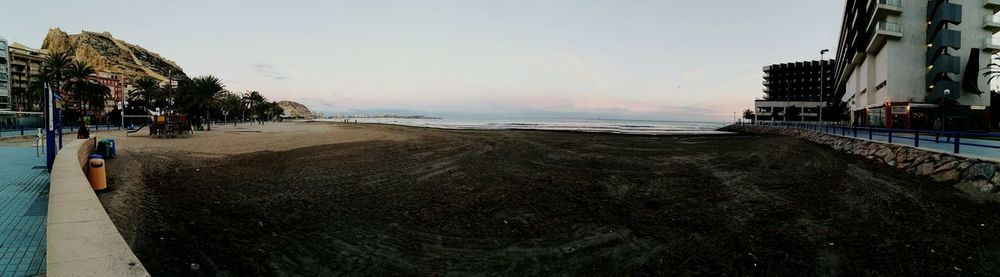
[119,101,125,130]
[820,49,830,123]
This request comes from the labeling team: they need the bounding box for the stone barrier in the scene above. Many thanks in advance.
[722,124,1000,195]
[47,137,149,276]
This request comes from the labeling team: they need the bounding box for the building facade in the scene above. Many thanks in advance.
[92,71,123,114]
[0,38,10,113]
[8,43,47,112]
[756,60,835,122]
[835,0,998,130]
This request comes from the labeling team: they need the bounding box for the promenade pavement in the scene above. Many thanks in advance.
[789,125,1000,160]
[0,147,49,277]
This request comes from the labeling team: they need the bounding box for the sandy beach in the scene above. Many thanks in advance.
[95,121,1000,276]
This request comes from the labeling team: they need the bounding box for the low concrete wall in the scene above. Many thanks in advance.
[722,125,1000,196]
[47,137,149,276]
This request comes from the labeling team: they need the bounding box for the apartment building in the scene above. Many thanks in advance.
[835,0,999,130]
[92,71,123,114]
[8,42,47,112]
[0,38,10,113]
[756,60,836,122]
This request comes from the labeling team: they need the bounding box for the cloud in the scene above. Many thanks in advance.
[250,63,290,80]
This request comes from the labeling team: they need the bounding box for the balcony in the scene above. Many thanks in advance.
[927,29,961,62]
[928,3,963,40]
[875,0,903,18]
[987,0,1000,11]
[985,37,1000,51]
[986,15,1000,30]
[866,21,902,54]
[926,55,961,88]
[850,51,868,67]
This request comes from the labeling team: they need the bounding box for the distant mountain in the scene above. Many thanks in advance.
[277,101,314,119]
[41,28,187,83]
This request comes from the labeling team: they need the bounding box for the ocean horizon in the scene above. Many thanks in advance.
[317,117,730,135]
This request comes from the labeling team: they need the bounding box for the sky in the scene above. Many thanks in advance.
[2,0,843,121]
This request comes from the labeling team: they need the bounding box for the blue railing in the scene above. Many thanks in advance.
[749,121,1000,155]
[0,124,123,138]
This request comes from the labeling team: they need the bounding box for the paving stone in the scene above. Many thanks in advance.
[0,147,49,277]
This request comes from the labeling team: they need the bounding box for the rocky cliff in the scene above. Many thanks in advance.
[41,28,187,83]
[277,101,314,119]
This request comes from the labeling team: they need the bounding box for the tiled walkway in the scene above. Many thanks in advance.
[0,147,49,277]
[813,128,1000,159]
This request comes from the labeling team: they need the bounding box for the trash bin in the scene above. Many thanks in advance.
[97,140,113,159]
[88,157,107,191]
[106,139,116,158]
[96,141,107,158]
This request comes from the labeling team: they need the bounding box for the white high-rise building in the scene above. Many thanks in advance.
[835,0,999,130]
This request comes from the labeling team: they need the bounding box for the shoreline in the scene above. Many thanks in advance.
[308,119,735,136]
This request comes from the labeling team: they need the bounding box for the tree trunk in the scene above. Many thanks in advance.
[206,110,212,131]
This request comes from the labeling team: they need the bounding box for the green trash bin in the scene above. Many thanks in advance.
[97,140,112,159]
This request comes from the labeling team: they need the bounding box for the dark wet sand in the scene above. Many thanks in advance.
[103,123,1000,276]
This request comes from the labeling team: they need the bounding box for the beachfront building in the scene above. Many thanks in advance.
[92,71,123,114]
[0,38,11,113]
[0,38,15,128]
[756,60,835,122]
[8,42,47,111]
[7,43,48,128]
[834,0,998,130]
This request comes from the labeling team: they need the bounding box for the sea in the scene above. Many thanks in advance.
[318,118,731,135]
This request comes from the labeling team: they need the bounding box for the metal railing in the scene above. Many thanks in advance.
[878,0,902,8]
[877,21,902,33]
[0,124,124,138]
[986,15,1000,25]
[747,121,1000,155]
[984,37,1000,47]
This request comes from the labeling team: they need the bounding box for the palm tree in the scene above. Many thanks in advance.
[742,109,755,124]
[128,75,162,112]
[256,101,277,122]
[65,60,98,116]
[82,83,111,117]
[983,56,1000,85]
[24,73,53,112]
[242,90,265,123]
[269,101,285,121]
[219,92,243,123]
[31,51,72,124]
[179,75,227,131]
[42,51,72,93]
